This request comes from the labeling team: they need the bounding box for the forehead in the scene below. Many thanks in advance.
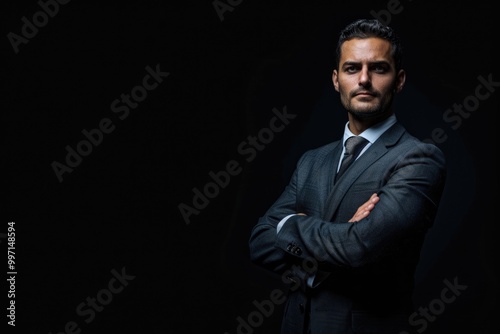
[340,37,393,64]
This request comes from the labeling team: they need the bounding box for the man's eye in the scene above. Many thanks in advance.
[345,67,357,73]
[372,65,387,73]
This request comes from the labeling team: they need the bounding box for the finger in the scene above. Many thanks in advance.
[354,210,369,221]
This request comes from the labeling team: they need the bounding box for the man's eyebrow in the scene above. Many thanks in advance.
[369,61,391,66]
[341,60,391,67]
[342,61,360,66]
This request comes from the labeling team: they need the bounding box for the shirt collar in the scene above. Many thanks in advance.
[343,114,397,145]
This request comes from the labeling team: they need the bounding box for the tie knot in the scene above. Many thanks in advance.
[336,136,369,182]
[344,136,368,155]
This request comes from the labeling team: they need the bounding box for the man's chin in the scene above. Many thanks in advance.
[348,108,385,120]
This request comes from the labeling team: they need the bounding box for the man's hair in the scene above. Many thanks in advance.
[335,19,403,72]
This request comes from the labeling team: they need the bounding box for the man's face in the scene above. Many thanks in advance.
[333,37,405,120]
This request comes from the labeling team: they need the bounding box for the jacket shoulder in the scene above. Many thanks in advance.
[302,141,340,158]
[294,141,340,167]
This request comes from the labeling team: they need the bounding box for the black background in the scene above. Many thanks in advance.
[2,0,498,333]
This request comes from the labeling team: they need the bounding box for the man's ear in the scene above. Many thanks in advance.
[395,69,406,93]
[332,69,339,92]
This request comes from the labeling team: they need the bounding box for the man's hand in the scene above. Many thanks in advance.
[295,193,379,222]
[348,193,379,223]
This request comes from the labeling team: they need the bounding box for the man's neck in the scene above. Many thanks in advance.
[347,111,394,135]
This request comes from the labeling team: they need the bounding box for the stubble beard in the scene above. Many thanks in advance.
[342,91,395,121]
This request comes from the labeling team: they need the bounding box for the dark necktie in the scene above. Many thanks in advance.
[335,136,369,182]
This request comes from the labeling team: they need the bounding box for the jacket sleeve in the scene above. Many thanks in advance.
[249,142,446,274]
[248,150,307,275]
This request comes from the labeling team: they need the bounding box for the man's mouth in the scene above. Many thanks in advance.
[354,91,375,97]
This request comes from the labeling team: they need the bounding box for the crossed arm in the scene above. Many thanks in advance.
[249,135,448,284]
[297,192,380,222]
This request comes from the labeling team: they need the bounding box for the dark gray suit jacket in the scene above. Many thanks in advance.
[248,122,447,333]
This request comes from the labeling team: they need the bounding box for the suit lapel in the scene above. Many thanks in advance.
[323,142,343,201]
[323,123,406,221]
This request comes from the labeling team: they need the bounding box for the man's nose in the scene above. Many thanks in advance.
[358,67,371,87]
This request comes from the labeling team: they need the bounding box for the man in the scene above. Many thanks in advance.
[248,18,447,333]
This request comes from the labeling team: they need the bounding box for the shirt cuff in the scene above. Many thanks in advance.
[277,214,297,234]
